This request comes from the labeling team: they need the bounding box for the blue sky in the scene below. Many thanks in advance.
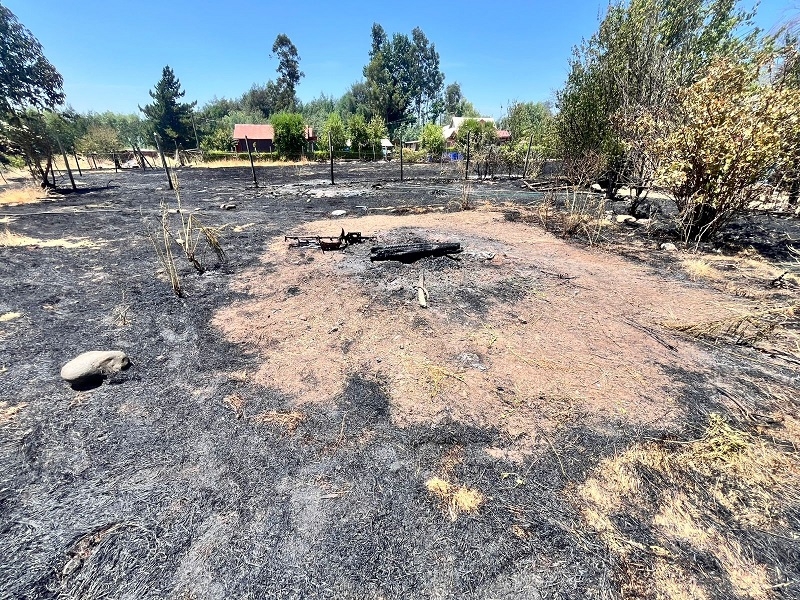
[4,0,797,120]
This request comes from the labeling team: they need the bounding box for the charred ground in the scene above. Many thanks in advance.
[1,162,798,600]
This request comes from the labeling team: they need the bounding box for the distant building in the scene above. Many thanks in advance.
[233,124,317,153]
[233,124,275,153]
[442,116,510,147]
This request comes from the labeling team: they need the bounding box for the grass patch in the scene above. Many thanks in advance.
[425,476,484,521]
[683,258,723,282]
[0,312,21,322]
[0,227,102,249]
[0,185,44,206]
[576,414,798,599]
[664,303,797,345]
[249,410,305,432]
[0,400,27,425]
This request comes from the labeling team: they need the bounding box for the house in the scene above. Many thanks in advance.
[442,116,510,147]
[233,124,274,153]
[232,124,317,153]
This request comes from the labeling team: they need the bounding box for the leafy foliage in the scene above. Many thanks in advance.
[0,6,64,115]
[363,23,444,131]
[271,112,306,158]
[76,124,122,155]
[271,34,303,112]
[647,55,800,240]
[420,122,445,156]
[320,113,347,151]
[139,66,196,150]
[347,113,369,156]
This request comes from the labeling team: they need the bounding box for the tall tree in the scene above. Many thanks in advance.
[555,0,760,186]
[0,5,64,115]
[363,24,445,132]
[272,34,304,112]
[0,5,65,186]
[140,66,196,149]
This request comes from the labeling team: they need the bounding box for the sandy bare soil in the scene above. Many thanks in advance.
[1,162,798,599]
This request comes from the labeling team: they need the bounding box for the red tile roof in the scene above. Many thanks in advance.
[497,129,511,139]
[233,124,275,140]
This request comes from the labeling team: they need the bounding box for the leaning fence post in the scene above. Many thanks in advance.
[153,133,174,190]
[244,136,258,187]
[523,133,534,180]
[56,136,77,190]
[328,131,334,185]
[465,132,470,180]
[72,151,82,176]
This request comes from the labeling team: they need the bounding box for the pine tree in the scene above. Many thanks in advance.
[139,66,196,149]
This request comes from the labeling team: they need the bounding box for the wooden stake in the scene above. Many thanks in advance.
[73,151,82,176]
[153,133,173,190]
[328,131,334,185]
[465,131,470,180]
[56,137,77,190]
[523,133,533,179]
[244,136,258,187]
[400,135,404,182]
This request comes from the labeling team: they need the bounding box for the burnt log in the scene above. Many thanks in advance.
[370,242,462,263]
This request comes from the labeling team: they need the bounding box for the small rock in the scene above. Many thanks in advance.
[634,218,652,227]
[220,203,236,210]
[330,209,347,217]
[615,214,636,224]
[60,350,130,383]
[389,461,404,473]
[660,242,677,251]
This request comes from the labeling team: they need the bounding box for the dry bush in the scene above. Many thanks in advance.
[576,414,799,599]
[682,258,723,282]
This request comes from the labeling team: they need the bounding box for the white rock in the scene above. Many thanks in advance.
[330,210,347,217]
[660,242,677,251]
[60,350,130,382]
[615,214,636,224]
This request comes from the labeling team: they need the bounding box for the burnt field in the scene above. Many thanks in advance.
[1,161,799,600]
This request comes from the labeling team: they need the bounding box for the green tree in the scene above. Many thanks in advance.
[271,112,306,158]
[363,23,445,132]
[300,93,337,131]
[76,124,122,155]
[347,113,369,157]
[321,112,347,151]
[443,82,480,119]
[367,115,388,158]
[555,0,760,188]
[500,101,553,143]
[140,66,196,150]
[0,5,64,185]
[337,82,373,121]
[420,122,445,156]
[272,34,304,112]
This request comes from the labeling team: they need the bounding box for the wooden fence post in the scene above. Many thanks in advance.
[153,133,173,190]
[465,132,470,180]
[244,136,259,187]
[56,136,76,191]
[329,131,334,185]
[400,135,404,182]
[73,152,82,176]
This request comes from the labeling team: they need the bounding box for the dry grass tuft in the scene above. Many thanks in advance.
[0,185,44,206]
[0,401,27,425]
[425,476,484,521]
[0,227,102,249]
[0,312,21,322]
[683,258,723,282]
[665,303,797,345]
[250,410,305,432]
[576,413,799,599]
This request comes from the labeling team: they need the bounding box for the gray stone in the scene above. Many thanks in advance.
[660,242,677,251]
[634,218,652,227]
[220,203,236,210]
[61,350,130,382]
[330,210,347,217]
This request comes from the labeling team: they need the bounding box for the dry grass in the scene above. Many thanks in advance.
[0,401,27,426]
[0,312,21,322]
[0,227,103,249]
[249,410,305,432]
[683,258,723,282]
[0,185,45,205]
[425,476,484,521]
[665,303,797,346]
[576,414,799,599]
